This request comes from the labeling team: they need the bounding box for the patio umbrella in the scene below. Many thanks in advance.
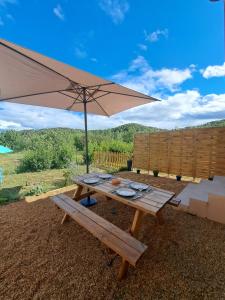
[0,38,158,205]
[0,145,12,184]
[0,145,13,154]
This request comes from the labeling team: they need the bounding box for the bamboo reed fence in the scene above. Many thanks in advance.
[93,151,131,169]
[133,127,225,179]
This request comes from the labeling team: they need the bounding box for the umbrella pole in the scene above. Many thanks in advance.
[83,92,89,174]
[80,88,97,207]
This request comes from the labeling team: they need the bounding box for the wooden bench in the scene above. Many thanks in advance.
[51,194,147,280]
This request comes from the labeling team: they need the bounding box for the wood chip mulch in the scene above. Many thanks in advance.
[0,172,225,300]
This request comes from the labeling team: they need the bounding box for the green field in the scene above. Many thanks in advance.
[0,152,99,205]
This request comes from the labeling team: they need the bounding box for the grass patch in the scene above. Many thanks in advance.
[0,152,25,175]
[0,151,103,205]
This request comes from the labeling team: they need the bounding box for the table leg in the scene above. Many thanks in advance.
[73,185,83,200]
[130,209,144,237]
[156,209,165,225]
[118,209,144,280]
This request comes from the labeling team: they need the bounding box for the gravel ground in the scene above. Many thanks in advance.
[0,172,225,300]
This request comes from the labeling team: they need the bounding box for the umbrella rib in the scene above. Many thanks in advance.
[0,40,81,88]
[59,91,83,102]
[85,82,115,89]
[88,88,159,101]
[86,92,110,103]
[93,99,110,117]
[58,91,84,111]
[0,88,74,102]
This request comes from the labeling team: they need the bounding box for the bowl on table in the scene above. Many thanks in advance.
[111,178,121,186]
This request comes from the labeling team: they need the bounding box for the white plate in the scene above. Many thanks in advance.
[130,182,149,191]
[116,188,136,197]
[83,177,100,184]
[98,173,112,179]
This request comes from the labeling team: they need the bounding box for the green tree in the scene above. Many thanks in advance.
[52,144,74,169]
[18,144,53,172]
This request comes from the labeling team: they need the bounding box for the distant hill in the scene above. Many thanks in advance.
[193,119,225,128]
[0,123,162,152]
[17,123,160,135]
[91,123,161,133]
[89,123,162,143]
[1,120,225,153]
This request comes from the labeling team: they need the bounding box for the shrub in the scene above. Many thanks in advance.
[52,144,74,169]
[63,170,73,186]
[18,145,53,172]
[17,142,75,173]
[98,140,132,153]
[118,166,128,172]
[26,184,48,196]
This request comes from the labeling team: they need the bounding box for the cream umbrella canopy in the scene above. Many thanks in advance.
[0,39,158,204]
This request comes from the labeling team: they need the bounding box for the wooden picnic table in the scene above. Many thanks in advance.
[59,173,176,279]
[72,173,175,237]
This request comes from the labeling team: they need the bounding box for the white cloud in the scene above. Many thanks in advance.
[0,0,16,7]
[53,4,65,21]
[113,90,225,129]
[0,0,16,26]
[74,46,87,59]
[73,30,95,60]
[144,28,168,43]
[91,57,98,63]
[112,56,193,94]
[0,102,116,131]
[0,120,29,130]
[201,62,225,79]
[138,44,148,51]
[98,0,129,24]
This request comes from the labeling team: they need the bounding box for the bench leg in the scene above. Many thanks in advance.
[118,259,129,280]
[73,185,83,200]
[61,213,70,224]
[118,210,144,280]
[156,209,165,225]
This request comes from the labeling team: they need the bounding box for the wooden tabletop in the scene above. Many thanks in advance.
[73,174,175,216]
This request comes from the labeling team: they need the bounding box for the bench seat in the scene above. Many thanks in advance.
[51,193,147,279]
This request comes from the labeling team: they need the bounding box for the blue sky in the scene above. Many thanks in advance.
[0,0,225,130]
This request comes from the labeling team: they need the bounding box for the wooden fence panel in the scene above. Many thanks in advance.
[133,127,225,178]
[215,128,225,176]
[133,133,149,170]
[93,151,131,169]
[158,132,170,173]
[169,131,183,176]
[180,130,195,177]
